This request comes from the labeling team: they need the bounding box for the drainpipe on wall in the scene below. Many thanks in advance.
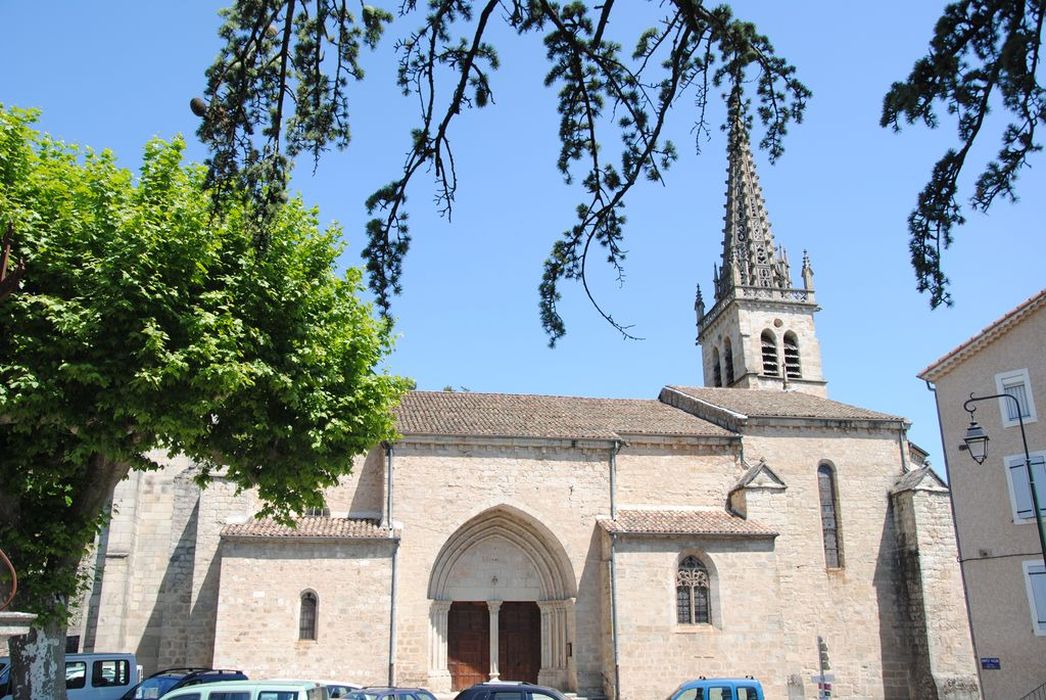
[897,420,910,473]
[608,440,622,700]
[389,537,400,686]
[609,533,621,700]
[383,441,394,528]
[384,441,398,686]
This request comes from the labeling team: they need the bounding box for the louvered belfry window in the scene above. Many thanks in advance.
[300,591,318,640]
[713,348,723,387]
[676,555,710,624]
[818,465,843,568]
[784,332,801,379]
[761,330,779,376]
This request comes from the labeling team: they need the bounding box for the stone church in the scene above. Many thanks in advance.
[76,116,980,699]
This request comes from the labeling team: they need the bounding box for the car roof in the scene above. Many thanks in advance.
[678,678,762,686]
[170,679,320,690]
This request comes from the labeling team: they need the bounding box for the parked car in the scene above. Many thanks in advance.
[344,686,437,700]
[322,682,363,698]
[668,677,764,700]
[1,652,140,700]
[162,679,326,700]
[452,681,567,700]
[268,680,362,698]
[120,667,248,699]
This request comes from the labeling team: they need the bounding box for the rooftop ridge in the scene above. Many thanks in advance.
[918,288,1046,381]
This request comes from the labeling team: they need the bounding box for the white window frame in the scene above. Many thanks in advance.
[1022,560,1046,636]
[995,368,1037,427]
[1004,450,1046,524]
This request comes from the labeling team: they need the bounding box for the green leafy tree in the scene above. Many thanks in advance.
[882,0,1044,308]
[0,107,409,700]
[193,0,810,344]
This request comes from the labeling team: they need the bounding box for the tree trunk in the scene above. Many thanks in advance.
[8,614,68,700]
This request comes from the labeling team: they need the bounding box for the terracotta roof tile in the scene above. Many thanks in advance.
[919,288,1046,381]
[221,516,390,540]
[599,509,776,537]
[664,386,900,422]
[395,391,733,440]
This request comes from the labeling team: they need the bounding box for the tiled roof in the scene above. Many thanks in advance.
[663,386,901,422]
[598,509,777,537]
[919,289,1046,381]
[395,391,733,440]
[221,516,390,540]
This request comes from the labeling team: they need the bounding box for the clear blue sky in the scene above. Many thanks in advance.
[4,2,1043,475]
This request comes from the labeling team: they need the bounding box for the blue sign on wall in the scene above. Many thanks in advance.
[980,657,1001,670]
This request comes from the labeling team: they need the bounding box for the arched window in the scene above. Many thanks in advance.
[784,332,801,379]
[817,464,843,568]
[761,330,779,376]
[676,555,710,624]
[299,590,318,640]
[712,348,722,388]
[723,338,735,386]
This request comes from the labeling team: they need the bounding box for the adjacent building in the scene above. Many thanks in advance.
[919,289,1046,700]
[73,109,980,699]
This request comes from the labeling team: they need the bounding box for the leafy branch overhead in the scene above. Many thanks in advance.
[195,0,810,344]
[882,0,1045,309]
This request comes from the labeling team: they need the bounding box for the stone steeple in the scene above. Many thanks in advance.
[714,98,792,301]
[696,96,827,397]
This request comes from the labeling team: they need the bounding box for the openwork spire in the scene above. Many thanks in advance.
[715,94,793,302]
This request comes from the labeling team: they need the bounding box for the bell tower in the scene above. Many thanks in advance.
[695,97,827,396]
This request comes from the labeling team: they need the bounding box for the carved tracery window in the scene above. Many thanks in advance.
[676,555,710,624]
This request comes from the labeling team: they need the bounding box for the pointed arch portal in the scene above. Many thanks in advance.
[426,506,576,693]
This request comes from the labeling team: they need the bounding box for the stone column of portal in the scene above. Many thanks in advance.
[428,601,452,690]
[538,600,571,689]
[487,600,502,681]
[537,601,552,671]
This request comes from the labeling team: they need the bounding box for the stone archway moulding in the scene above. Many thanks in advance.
[428,504,577,601]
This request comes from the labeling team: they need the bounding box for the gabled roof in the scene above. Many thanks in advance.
[733,459,787,490]
[891,466,949,495]
[394,391,734,441]
[221,516,391,540]
[598,509,776,537]
[919,289,1046,381]
[661,386,901,422]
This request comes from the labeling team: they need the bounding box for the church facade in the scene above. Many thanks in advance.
[76,113,980,699]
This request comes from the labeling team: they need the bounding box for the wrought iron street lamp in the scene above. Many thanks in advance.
[961,392,1046,569]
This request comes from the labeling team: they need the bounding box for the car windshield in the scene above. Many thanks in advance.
[345,693,381,700]
[123,675,183,699]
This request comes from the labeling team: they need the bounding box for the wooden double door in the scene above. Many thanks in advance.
[448,601,541,691]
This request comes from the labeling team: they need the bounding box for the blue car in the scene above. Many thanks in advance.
[668,677,764,700]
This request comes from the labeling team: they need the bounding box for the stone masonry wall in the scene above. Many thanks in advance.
[891,486,979,700]
[734,427,915,698]
[213,538,394,683]
[387,440,614,694]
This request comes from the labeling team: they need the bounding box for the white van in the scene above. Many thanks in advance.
[162,680,327,700]
[0,652,139,700]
